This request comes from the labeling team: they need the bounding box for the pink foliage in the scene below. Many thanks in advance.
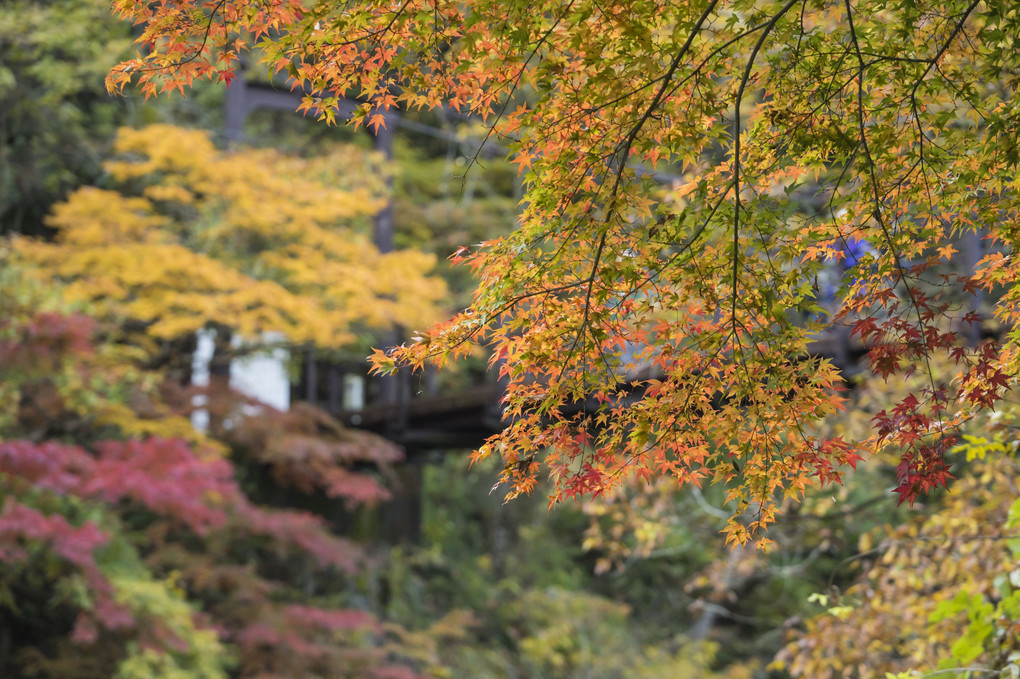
[0,499,133,637]
[0,437,363,570]
[235,502,361,572]
[0,312,94,367]
[282,604,373,631]
[0,440,94,494]
[88,438,236,534]
[0,500,108,566]
[0,438,234,534]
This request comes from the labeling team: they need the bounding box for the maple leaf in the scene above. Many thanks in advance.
[106,0,1019,542]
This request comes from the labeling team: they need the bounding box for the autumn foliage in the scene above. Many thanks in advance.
[0,119,453,674]
[103,0,1020,546]
[776,442,1020,677]
[16,124,446,348]
[3,0,1020,674]
[0,262,444,677]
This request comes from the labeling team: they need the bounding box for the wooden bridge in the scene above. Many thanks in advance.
[295,331,872,454]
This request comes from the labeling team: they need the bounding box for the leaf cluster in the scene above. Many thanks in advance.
[106,0,1020,540]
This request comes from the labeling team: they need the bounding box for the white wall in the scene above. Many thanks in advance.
[191,329,290,433]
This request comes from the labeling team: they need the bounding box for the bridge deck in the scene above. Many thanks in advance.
[332,332,870,454]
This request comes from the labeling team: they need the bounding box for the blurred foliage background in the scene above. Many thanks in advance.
[2,0,1019,677]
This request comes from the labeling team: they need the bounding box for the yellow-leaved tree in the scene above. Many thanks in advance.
[1,125,456,677]
[16,124,447,350]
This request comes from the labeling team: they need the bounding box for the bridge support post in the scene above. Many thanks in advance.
[379,463,423,544]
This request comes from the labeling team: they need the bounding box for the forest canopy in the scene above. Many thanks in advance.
[107,0,1020,544]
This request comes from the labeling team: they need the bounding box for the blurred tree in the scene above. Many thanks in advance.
[0,247,459,678]
[0,121,457,676]
[15,124,448,356]
[371,455,758,678]
[0,0,132,234]
[774,424,1020,677]
[0,0,230,236]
